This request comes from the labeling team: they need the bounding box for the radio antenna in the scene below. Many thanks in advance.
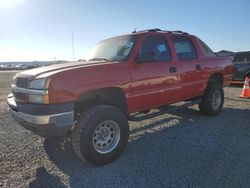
[71,29,75,61]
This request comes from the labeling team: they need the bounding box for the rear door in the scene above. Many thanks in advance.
[130,34,180,112]
[171,35,203,100]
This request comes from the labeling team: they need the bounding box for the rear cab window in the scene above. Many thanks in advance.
[172,36,197,60]
[196,38,216,57]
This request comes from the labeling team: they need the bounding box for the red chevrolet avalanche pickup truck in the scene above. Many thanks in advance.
[7,29,232,165]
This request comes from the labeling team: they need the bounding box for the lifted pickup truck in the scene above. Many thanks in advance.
[7,29,232,165]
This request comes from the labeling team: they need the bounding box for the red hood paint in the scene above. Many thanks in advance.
[14,61,117,79]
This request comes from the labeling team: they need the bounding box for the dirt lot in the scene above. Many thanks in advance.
[0,71,250,188]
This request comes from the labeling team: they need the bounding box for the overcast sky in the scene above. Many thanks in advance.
[0,0,250,61]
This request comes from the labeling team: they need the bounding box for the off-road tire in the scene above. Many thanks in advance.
[198,82,224,116]
[72,105,129,166]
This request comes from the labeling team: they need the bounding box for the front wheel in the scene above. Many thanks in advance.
[198,82,224,116]
[71,105,129,165]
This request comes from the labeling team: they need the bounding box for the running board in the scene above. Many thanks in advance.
[128,98,201,122]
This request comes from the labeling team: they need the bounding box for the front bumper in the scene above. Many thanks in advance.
[7,94,74,137]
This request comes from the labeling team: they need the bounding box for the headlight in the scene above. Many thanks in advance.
[28,78,50,104]
[29,78,48,89]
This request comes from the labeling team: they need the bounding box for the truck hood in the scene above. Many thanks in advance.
[14,61,117,79]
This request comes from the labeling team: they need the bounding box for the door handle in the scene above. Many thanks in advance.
[169,67,177,73]
[195,64,201,71]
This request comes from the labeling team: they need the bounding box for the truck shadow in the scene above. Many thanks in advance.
[229,83,244,88]
[28,167,67,188]
[43,107,250,187]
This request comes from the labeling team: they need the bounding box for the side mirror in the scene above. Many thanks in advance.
[137,51,157,63]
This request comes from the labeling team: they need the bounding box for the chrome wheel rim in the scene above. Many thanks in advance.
[211,90,221,110]
[92,120,120,154]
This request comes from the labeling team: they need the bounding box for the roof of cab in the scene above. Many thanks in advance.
[131,28,189,35]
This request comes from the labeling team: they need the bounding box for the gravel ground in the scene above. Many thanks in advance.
[0,71,250,188]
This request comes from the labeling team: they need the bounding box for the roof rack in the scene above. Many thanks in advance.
[132,28,189,35]
[170,30,189,35]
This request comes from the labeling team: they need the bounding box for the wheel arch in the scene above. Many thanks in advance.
[208,73,223,86]
[75,87,128,115]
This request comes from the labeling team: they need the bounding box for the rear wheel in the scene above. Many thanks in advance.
[198,82,224,116]
[72,105,129,165]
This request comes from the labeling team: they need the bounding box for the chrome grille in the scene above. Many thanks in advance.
[12,92,28,103]
[12,77,29,102]
[14,77,29,88]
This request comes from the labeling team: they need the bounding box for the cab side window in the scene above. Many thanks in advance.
[137,36,171,63]
[233,54,245,62]
[173,36,197,60]
[246,53,250,61]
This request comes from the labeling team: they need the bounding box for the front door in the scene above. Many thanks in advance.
[130,34,180,112]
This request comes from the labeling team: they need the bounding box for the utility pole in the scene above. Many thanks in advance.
[71,29,75,61]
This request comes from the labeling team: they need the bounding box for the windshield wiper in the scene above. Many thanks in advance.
[89,58,109,61]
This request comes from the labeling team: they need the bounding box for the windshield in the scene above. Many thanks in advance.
[87,35,137,62]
